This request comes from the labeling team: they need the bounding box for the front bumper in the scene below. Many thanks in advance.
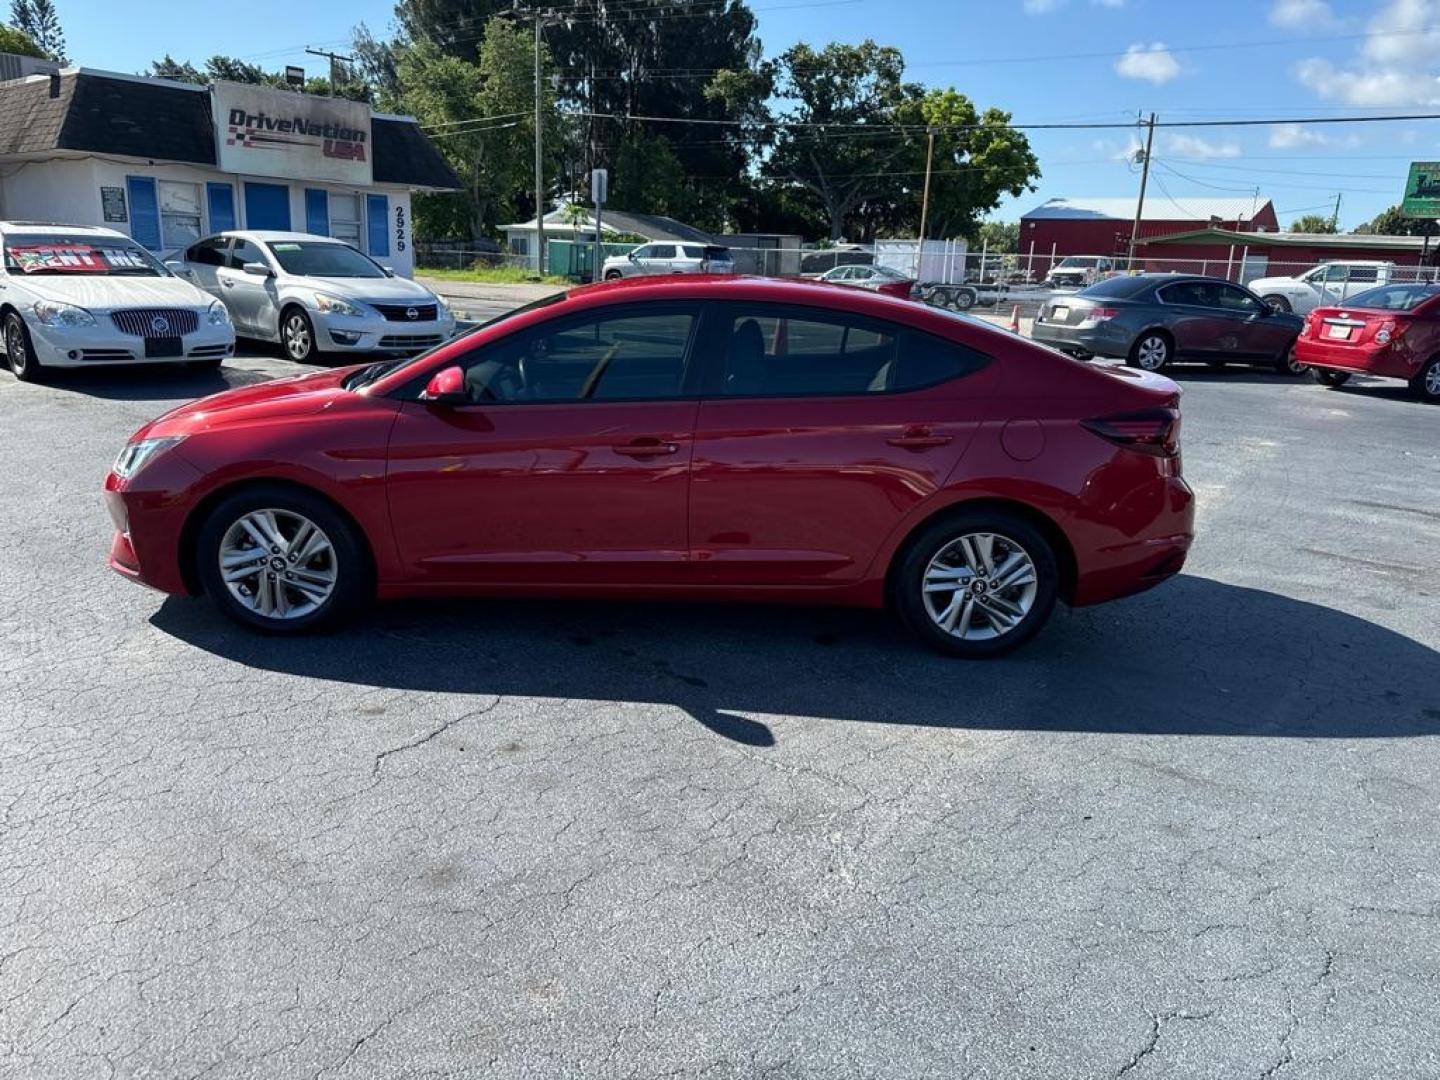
[28,318,235,368]
[103,452,204,595]
[1031,320,1131,357]
[314,310,458,353]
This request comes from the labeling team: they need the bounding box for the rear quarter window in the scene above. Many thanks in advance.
[1080,276,1154,300]
[890,329,990,391]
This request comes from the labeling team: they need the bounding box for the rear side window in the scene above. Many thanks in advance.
[187,238,227,266]
[1158,281,1207,306]
[1349,265,1380,283]
[682,245,703,259]
[650,244,676,259]
[713,304,987,397]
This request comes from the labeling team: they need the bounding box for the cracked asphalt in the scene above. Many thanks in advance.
[2,341,1438,1079]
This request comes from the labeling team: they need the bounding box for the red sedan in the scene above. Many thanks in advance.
[1295,282,1440,402]
[104,275,1194,657]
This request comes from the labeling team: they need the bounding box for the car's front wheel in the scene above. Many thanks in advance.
[196,485,369,633]
[1275,339,1307,376]
[893,510,1059,658]
[1128,332,1172,372]
[1411,355,1440,403]
[280,307,318,363]
[3,312,43,382]
[1313,369,1352,389]
[1262,295,1292,313]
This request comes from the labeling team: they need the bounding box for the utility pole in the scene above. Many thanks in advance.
[918,127,937,247]
[533,14,547,276]
[1331,191,1343,233]
[1126,112,1156,271]
[305,47,354,92]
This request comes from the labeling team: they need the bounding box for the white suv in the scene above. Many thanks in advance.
[602,242,734,281]
[1248,261,1395,314]
[0,222,234,382]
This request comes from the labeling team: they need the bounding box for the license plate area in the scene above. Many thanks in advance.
[144,336,183,358]
[1051,305,1070,322]
[1325,324,1353,340]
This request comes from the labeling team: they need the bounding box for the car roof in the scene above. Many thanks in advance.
[212,230,348,245]
[0,221,130,240]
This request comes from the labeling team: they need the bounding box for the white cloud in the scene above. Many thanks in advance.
[1022,0,1065,12]
[1294,56,1440,105]
[1163,133,1241,159]
[1293,1,1440,105]
[1269,0,1339,29]
[1115,43,1181,84]
[1092,136,1144,162]
[1361,0,1440,66]
[1267,122,1363,148]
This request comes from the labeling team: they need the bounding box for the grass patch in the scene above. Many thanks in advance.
[418,265,572,286]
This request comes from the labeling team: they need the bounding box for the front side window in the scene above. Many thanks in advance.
[2,233,168,276]
[1322,264,1349,283]
[452,306,699,404]
[229,239,268,272]
[715,305,985,397]
[267,241,385,278]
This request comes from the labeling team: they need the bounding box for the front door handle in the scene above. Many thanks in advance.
[221,279,235,288]
[887,428,953,450]
[613,438,679,457]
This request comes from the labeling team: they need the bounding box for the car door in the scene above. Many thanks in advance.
[1211,283,1290,359]
[1155,281,1233,360]
[687,301,993,587]
[644,243,677,274]
[216,238,278,337]
[181,237,229,299]
[384,301,703,585]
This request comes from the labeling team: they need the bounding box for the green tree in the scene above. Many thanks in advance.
[9,0,63,63]
[1290,213,1337,234]
[145,55,372,102]
[971,220,1019,252]
[0,23,44,57]
[1353,204,1432,236]
[395,0,508,59]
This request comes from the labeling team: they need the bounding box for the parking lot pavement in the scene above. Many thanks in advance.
[2,344,1438,1079]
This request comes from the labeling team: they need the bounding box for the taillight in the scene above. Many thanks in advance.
[1375,319,1402,345]
[1082,407,1181,458]
[1084,307,1120,321]
[1303,311,1320,337]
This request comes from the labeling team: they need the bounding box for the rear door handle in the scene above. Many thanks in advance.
[613,438,679,457]
[887,428,953,450]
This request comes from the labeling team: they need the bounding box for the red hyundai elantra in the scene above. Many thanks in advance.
[104,275,1194,657]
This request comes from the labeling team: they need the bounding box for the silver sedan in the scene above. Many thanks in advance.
[170,230,456,363]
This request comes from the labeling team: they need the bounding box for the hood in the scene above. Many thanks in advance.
[21,274,213,311]
[1248,276,1300,290]
[296,275,439,304]
[140,366,362,439]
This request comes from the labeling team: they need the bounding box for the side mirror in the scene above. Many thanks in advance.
[420,365,467,405]
[242,261,274,278]
[382,266,396,277]
[164,259,192,277]
[627,252,637,261]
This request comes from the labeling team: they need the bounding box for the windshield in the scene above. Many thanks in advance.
[348,291,569,391]
[3,235,169,277]
[1342,283,1440,311]
[1057,257,1101,269]
[872,265,910,280]
[269,241,387,278]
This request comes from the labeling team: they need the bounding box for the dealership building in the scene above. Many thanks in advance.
[0,66,459,277]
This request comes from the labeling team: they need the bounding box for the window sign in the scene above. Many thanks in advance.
[101,186,127,223]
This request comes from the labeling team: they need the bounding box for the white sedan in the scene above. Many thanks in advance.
[0,223,234,383]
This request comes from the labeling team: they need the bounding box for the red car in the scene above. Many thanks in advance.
[104,276,1194,657]
[1295,282,1440,402]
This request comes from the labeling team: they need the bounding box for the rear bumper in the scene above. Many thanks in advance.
[1071,475,1195,606]
[1294,338,1420,380]
[1031,321,1130,357]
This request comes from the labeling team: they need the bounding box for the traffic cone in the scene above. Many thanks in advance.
[1007,304,1021,333]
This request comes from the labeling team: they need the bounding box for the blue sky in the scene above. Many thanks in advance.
[58,0,1440,229]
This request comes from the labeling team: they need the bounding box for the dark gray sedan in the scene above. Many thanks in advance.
[1031,275,1308,374]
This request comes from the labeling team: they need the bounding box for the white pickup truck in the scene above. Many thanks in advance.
[1247,261,1395,314]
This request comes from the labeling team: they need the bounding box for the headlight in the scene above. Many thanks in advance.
[207,300,231,326]
[434,295,453,321]
[33,300,95,327]
[314,293,364,318]
[112,436,186,480]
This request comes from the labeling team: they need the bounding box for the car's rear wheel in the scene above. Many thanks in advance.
[1313,369,1352,388]
[196,485,369,633]
[281,307,317,363]
[1262,295,1292,313]
[1275,338,1307,376]
[1128,332,1172,372]
[952,288,977,311]
[893,511,1059,658]
[4,312,43,382]
[1411,355,1440,403]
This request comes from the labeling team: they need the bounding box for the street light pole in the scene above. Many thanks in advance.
[533,14,547,276]
[1126,112,1156,272]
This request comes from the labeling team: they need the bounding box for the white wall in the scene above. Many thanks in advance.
[0,158,417,277]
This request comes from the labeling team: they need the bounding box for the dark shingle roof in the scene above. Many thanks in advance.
[601,210,717,244]
[0,73,460,190]
[372,116,462,190]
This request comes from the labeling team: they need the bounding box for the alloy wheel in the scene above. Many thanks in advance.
[5,319,28,377]
[921,532,1039,642]
[284,314,313,361]
[218,509,337,621]
[1135,336,1168,371]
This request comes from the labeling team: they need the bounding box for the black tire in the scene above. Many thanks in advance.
[1275,338,1307,376]
[1127,331,1172,372]
[953,288,977,311]
[1411,355,1440,403]
[892,509,1059,659]
[1313,369,1352,389]
[4,311,43,383]
[604,270,623,281]
[280,306,317,363]
[1262,294,1292,313]
[195,484,370,634]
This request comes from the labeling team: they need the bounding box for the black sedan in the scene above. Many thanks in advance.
[1031,275,1308,374]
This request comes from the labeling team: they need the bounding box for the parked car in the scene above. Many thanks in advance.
[0,222,234,382]
[104,275,1193,657]
[1046,256,1118,290]
[1248,260,1395,314]
[1294,282,1440,402]
[1032,274,1308,374]
[601,242,734,281]
[170,231,455,363]
[815,263,916,298]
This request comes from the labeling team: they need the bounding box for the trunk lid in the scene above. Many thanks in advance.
[1304,305,1399,348]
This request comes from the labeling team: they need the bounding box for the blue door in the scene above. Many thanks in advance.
[244,183,291,231]
[206,183,236,233]
[305,189,329,236]
[366,194,389,258]
[126,176,160,250]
